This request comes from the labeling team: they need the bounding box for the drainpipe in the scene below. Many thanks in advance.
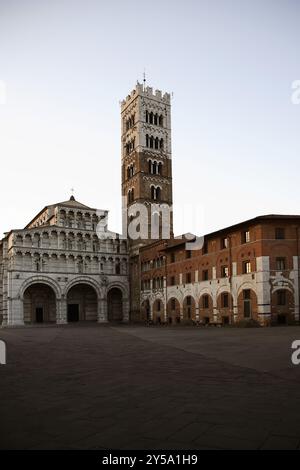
[228,235,233,324]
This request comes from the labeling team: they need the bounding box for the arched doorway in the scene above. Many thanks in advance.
[271,288,294,325]
[107,288,123,322]
[67,283,98,322]
[23,283,56,323]
[217,291,234,325]
[237,288,258,321]
[141,299,151,322]
[153,299,164,324]
[199,293,213,325]
[183,295,196,322]
[167,297,181,324]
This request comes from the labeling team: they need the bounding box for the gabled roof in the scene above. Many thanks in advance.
[54,195,95,211]
[25,196,97,229]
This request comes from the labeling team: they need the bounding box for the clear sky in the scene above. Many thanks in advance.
[0,0,299,237]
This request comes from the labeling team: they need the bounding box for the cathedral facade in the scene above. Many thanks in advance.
[0,197,129,326]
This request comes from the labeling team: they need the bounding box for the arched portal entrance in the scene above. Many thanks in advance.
[24,283,56,323]
[67,283,98,322]
[141,299,151,322]
[107,288,123,322]
[167,297,181,324]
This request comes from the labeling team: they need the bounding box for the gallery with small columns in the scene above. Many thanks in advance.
[0,196,130,326]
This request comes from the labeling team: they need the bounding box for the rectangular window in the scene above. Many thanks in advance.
[242,230,250,243]
[277,290,286,306]
[221,265,229,278]
[170,252,175,263]
[186,272,192,284]
[221,237,228,249]
[202,269,209,281]
[203,241,208,254]
[243,289,251,300]
[275,227,285,240]
[243,261,251,274]
[170,276,175,286]
[186,250,191,259]
[276,257,286,271]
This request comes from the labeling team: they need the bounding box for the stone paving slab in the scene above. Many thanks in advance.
[0,324,300,449]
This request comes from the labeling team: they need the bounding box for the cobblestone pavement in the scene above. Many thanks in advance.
[1,324,300,450]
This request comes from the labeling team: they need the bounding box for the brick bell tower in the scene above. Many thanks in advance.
[121,81,173,255]
[121,81,174,320]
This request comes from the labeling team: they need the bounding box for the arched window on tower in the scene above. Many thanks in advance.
[148,160,152,174]
[150,136,154,149]
[145,110,148,123]
[160,138,164,150]
[115,260,121,275]
[155,137,159,149]
[159,115,163,126]
[158,162,162,175]
[149,112,153,124]
[154,113,158,125]
[153,161,157,174]
[146,134,149,148]
[151,185,155,200]
[156,187,161,201]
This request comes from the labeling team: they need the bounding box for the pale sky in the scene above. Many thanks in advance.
[0,0,299,237]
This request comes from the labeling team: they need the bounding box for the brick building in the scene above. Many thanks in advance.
[139,216,300,326]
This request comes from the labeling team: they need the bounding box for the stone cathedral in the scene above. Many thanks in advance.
[1,81,298,327]
[0,81,172,326]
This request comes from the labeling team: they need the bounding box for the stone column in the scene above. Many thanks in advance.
[213,295,218,323]
[9,298,24,326]
[195,305,200,323]
[163,301,167,323]
[180,303,184,321]
[56,297,67,324]
[98,298,108,323]
[122,298,130,323]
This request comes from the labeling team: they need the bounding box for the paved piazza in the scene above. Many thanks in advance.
[1,325,300,450]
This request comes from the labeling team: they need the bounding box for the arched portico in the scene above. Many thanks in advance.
[19,276,62,325]
[23,283,57,324]
[66,283,98,322]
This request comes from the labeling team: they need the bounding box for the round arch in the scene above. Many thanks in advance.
[216,291,234,325]
[107,287,123,322]
[66,282,98,322]
[237,287,258,322]
[167,297,181,324]
[20,276,62,301]
[107,281,129,301]
[141,299,151,322]
[152,298,164,324]
[23,282,57,324]
[271,287,295,325]
[182,295,196,323]
[199,292,213,324]
[64,276,101,299]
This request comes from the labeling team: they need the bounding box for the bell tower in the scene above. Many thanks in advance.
[121,82,173,254]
